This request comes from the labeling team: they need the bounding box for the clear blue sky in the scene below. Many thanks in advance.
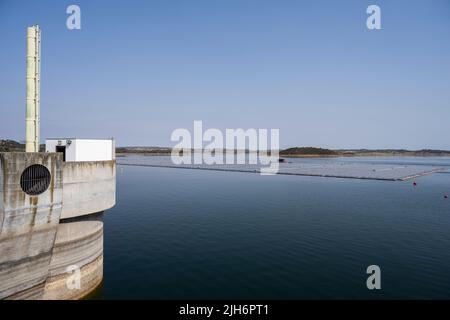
[1,0,449,149]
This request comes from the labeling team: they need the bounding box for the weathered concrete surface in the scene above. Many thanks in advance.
[61,161,115,219]
[0,153,115,299]
[5,282,45,300]
[4,220,104,300]
[43,220,104,300]
[48,220,103,277]
[0,230,57,299]
[0,152,63,235]
[0,152,62,299]
[43,255,103,300]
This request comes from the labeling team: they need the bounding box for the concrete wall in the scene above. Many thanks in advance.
[61,160,116,219]
[0,152,63,299]
[0,152,115,300]
[48,219,103,277]
[43,219,104,300]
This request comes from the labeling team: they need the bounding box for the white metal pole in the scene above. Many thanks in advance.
[26,25,40,152]
[36,26,41,152]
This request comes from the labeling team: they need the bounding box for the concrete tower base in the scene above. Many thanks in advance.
[0,152,115,300]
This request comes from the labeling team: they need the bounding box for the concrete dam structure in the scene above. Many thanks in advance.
[0,25,116,299]
[0,151,115,299]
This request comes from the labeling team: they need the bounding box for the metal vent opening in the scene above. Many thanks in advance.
[20,164,51,196]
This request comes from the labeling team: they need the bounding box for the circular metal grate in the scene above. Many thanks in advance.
[20,164,51,196]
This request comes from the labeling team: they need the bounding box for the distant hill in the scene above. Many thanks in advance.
[0,140,44,152]
[337,149,450,157]
[0,140,25,152]
[87,145,450,157]
[281,148,450,157]
[280,147,337,156]
[2,139,449,157]
[115,146,172,154]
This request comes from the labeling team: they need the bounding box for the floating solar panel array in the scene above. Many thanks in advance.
[117,154,448,181]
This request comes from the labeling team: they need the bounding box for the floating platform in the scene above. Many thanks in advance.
[117,155,447,181]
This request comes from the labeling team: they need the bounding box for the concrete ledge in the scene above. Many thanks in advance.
[61,161,115,219]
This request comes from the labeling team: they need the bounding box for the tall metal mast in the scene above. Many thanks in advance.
[25,25,40,152]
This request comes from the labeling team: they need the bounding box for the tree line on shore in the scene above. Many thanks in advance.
[2,140,450,157]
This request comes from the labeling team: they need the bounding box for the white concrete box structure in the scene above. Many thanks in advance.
[45,138,115,162]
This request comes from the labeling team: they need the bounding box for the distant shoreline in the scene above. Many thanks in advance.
[281,153,450,158]
[115,147,450,157]
[115,146,450,158]
[116,151,450,158]
[2,140,449,157]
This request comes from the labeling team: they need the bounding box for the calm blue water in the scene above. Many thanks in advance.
[98,157,450,299]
